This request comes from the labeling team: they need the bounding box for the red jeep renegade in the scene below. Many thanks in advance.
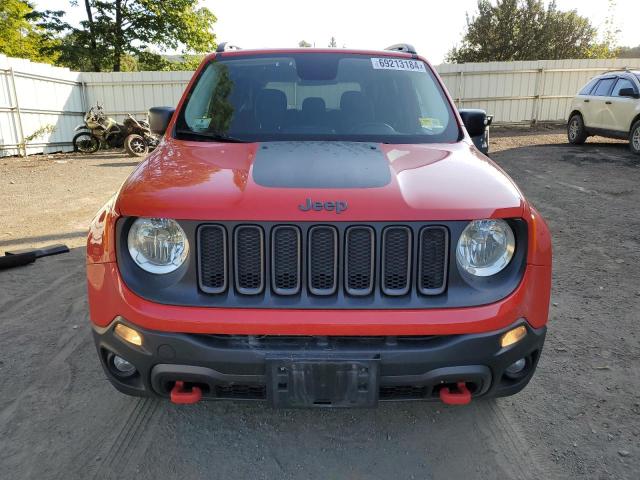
[87,43,552,407]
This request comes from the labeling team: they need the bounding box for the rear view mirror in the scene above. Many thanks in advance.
[458,109,487,137]
[618,87,640,98]
[149,107,176,135]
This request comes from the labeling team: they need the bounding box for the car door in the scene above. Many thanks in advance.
[574,77,599,127]
[604,76,639,133]
[588,77,617,129]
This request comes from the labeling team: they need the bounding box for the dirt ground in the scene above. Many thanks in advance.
[1,128,639,479]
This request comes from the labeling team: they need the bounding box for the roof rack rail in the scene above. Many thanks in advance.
[602,67,631,74]
[384,43,417,54]
[216,42,242,53]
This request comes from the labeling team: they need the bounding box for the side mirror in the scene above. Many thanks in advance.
[149,106,175,135]
[458,109,487,137]
[618,87,640,98]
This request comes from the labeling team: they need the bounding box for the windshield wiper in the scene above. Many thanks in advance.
[175,129,249,143]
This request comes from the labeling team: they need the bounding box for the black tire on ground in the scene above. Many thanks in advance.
[567,114,588,145]
[124,134,149,157]
[72,132,100,153]
[629,121,640,155]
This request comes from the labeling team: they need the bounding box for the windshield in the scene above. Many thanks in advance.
[175,53,460,143]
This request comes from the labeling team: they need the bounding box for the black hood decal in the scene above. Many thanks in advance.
[252,141,391,188]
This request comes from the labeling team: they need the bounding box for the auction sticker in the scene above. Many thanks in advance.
[371,57,426,72]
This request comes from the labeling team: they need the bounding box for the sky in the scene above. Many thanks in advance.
[38,0,640,64]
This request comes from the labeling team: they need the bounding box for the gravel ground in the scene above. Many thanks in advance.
[1,129,639,479]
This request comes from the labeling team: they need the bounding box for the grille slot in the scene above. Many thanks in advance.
[271,226,301,295]
[214,384,266,400]
[379,385,428,400]
[234,225,264,295]
[418,226,449,295]
[381,226,412,296]
[345,226,374,296]
[198,225,227,294]
[308,226,338,295]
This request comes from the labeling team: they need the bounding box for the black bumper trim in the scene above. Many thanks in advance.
[93,318,546,405]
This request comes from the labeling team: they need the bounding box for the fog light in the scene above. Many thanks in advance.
[505,358,527,377]
[114,323,143,346]
[500,325,527,348]
[113,355,136,375]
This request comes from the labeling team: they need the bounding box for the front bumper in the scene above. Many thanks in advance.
[94,318,546,406]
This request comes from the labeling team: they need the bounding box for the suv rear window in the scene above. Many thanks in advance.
[579,78,598,95]
[592,78,616,96]
[175,53,460,144]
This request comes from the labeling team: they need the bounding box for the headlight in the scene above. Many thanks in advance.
[127,218,189,274]
[456,219,515,277]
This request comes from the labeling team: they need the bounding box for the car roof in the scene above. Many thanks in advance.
[205,47,418,62]
[595,70,639,78]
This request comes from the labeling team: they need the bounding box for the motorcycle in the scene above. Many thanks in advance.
[72,104,159,157]
[122,114,160,157]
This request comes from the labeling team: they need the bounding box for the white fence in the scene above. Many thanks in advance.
[1,54,639,156]
[0,56,82,156]
[437,58,640,124]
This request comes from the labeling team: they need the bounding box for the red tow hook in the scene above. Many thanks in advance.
[439,382,472,405]
[170,381,202,404]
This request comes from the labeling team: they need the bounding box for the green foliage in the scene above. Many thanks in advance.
[0,0,62,64]
[328,37,337,48]
[164,54,205,71]
[23,124,56,143]
[136,51,204,71]
[447,0,618,63]
[618,45,640,59]
[298,40,311,48]
[57,0,216,72]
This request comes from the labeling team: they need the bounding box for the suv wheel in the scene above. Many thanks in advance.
[568,114,587,145]
[630,121,640,155]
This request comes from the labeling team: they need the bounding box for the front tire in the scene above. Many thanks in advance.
[629,121,640,155]
[124,134,148,157]
[567,114,587,145]
[73,132,100,153]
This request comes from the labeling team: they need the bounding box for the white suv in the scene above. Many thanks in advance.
[567,70,640,155]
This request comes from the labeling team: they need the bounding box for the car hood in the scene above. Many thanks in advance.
[116,138,525,221]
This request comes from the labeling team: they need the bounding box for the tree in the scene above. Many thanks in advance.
[447,0,617,63]
[298,40,311,48]
[0,0,62,64]
[59,0,217,72]
[328,36,337,48]
[618,45,640,59]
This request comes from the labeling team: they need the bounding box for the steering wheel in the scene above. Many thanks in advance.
[348,122,397,134]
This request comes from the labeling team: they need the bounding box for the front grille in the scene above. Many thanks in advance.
[214,384,266,400]
[234,226,264,295]
[198,223,448,300]
[308,226,338,295]
[271,226,301,295]
[345,226,374,296]
[381,227,411,296]
[418,227,449,295]
[379,385,428,400]
[198,225,227,293]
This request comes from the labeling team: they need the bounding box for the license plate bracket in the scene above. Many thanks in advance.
[267,357,379,408]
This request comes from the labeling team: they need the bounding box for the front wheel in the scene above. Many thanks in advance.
[124,134,148,157]
[629,121,640,155]
[567,114,587,145]
[72,132,100,153]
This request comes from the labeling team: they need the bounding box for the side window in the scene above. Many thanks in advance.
[592,78,616,97]
[612,78,636,97]
[579,78,598,95]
